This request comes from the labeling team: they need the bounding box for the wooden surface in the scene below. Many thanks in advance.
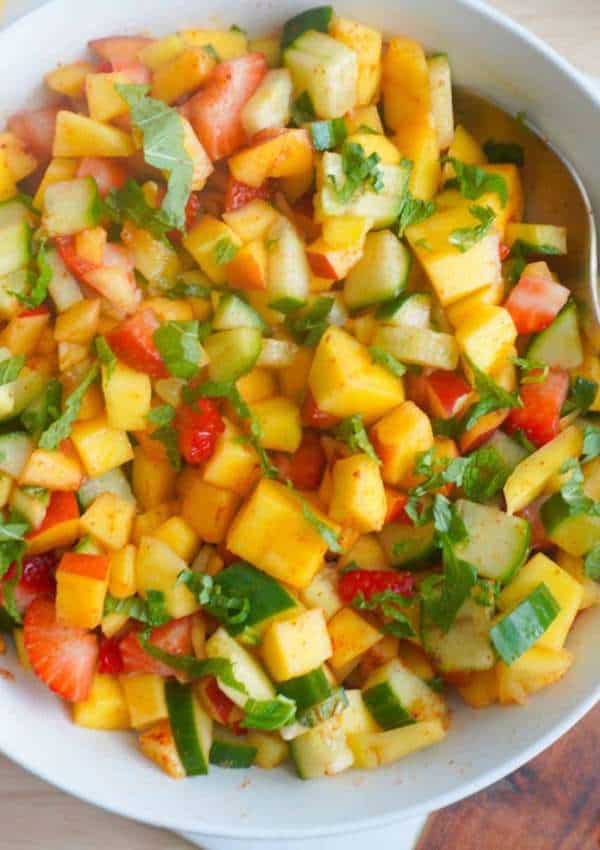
[1,1,600,848]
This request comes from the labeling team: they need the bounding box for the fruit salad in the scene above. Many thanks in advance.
[0,5,598,781]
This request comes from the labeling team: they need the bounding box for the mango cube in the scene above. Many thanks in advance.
[327,607,382,675]
[394,115,440,201]
[53,110,135,158]
[102,361,152,431]
[19,448,83,491]
[370,401,434,486]
[33,157,78,210]
[309,327,404,424]
[108,544,137,599]
[330,16,381,106]
[153,516,200,562]
[329,454,387,533]
[56,552,110,629]
[497,646,573,705]
[456,305,517,375]
[138,720,185,779]
[182,216,241,284]
[72,674,130,730]
[46,61,94,97]
[80,492,135,551]
[181,478,241,544]
[71,416,134,478]
[261,609,333,682]
[86,71,131,122]
[151,47,215,104]
[228,129,314,188]
[135,537,200,618]
[202,418,259,496]
[54,298,100,344]
[236,367,276,404]
[120,673,167,729]
[132,446,177,511]
[382,37,431,132]
[222,199,280,244]
[249,396,302,453]
[226,479,339,589]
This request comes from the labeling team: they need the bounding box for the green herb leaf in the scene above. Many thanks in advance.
[15,241,52,308]
[561,376,598,417]
[462,446,510,502]
[214,238,238,265]
[395,192,436,236]
[443,157,508,207]
[334,415,380,464]
[510,239,561,257]
[351,589,416,638]
[147,404,175,427]
[504,254,527,286]
[241,696,296,731]
[115,84,193,230]
[139,633,247,693]
[103,591,171,627]
[329,141,384,204]
[462,356,521,432]
[368,346,406,378]
[449,204,496,253]
[483,139,525,167]
[0,354,25,386]
[0,515,30,624]
[290,91,316,126]
[421,538,478,633]
[150,424,181,471]
[153,320,202,379]
[284,297,333,347]
[95,335,117,379]
[165,276,211,300]
[178,570,251,628]
[309,118,347,152]
[512,356,549,384]
[38,363,99,450]
[21,378,62,438]
[584,546,600,581]
[582,425,600,464]
[103,179,173,241]
[285,485,341,553]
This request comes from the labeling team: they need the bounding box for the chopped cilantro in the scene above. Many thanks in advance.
[561,376,598,417]
[0,354,24,386]
[147,404,175,427]
[103,179,173,241]
[178,570,250,628]
[214,237,238,265]
[15,241,52,308]
[351,589,416,638]
[241,696,296,731]
[38,363,99,450]
[395,193,436,236]
[335,415,380,464]
[442,157,508,207]
[449,204,496,253]
[329,141,384,204]
[153,320,203,379]
[462,356,522,432]
[284,297,334,347]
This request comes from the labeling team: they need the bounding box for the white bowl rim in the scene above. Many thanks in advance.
[0,0,599,839]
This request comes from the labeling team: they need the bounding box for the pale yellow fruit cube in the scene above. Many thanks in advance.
[329,454,387,533]
[73,674,130,730]
[120,673,167,729]
[81,492,135,551]
[261,609,333,682]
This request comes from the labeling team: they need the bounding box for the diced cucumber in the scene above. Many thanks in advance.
[0,367,47,423]
[372,325,459,371]
[0,432,33,478]
[362,660,445,730]
[74,536,102,554]
[348,718,446,769]
[427,54,454,150]
[257,338,300,369]
[454,500,531,583]
[266,217,311,305]
[165,680,212,776]
[0,198,34,229]
[423,595,495,673]
[527,301,583,369]
[205,327,263,382]
[289,714,354,779]
[318,152,410,228]
[284,31,357,119]
[281,6,333,49]
[540,492,600,556]
[344,231,411,311]
[309,117,347,151]
[45,247,83,311]
[0,220,30,276]
[338,690,379,736]
[376,292,432,328]
[10,486,50,530]
[506,223,567,256]
[479,430,529,473]
[77,467,135,510]
[209,728,257,769]
[214,562,298,637]
[297,687,348,729]
[205,627,275,708]
[379,522,436,568]
[0,270,28,319]
[42,177,102,236]
[212,293,266,331]
[490,582,561,664]
[278,667,332,711]
[240,69,293,137]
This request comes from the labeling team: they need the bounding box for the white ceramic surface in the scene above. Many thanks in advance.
[1,0,600,844]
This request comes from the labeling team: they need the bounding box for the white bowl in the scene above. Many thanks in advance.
[1,0,600,842]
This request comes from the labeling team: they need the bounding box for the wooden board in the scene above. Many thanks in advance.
[416,703,600,850]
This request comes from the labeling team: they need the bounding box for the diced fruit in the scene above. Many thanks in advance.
[261,609,332,682]
[527,301,583,370]
[284,31,358,119]
[26,491,80,555]
[227,478,339,588]
[327,607,382,676]
[427,54,454,149]
[72,673,130,730]
[80,492,135,551]
[53,111,135,158]
[202,418,259,495]
[241,69,293,136]
[107,309,167,379]
[24,597,98,702]
[55,552,110,630]
[455,305,517,375]
[541,492,600,557]
[371,401,434,486]
[505,223,567,256]
[289,714,354,779]
[102,360,152,432]
[373,325,459,371]
[181,28,248,60]
[70,416,134,478]
[394,115,441,201]
[135,537,199,619]
[329,454,387,533]
[496,645,574,705]
[266,216,311,304]
[505,369,569,448]
[175,398,225,466]
[363,659,446,728]
[88,34,154,65]
[348,718,446,769]
[120,673,168,729]
[424,595,495,674]
[138,720,185,779]
[504,272,570,334]
[120,618,193,677]
[382,38,431,131]
[205,627,274,707]
[151,47,215,104]
[19,449,83,492]
[338,569,414,605]
[330,15,381,107]
[182,215,242,285]
[249,396,302,453]
[181,477,241,543]
[8,106,59,162]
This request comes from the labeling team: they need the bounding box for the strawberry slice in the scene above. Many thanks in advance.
[24,598,98,702]
[119,617,193,676]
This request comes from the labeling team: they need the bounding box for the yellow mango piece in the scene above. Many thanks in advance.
[442,125,486,181]
[228,129,314,188]
[132,502,178,544]
[327,607,382,676]
[309,327,404,424]
[138,35,185,70]
[349,719,446,769]
[102,361,151,432]
[330,16,381,106]
[382,37,431,132]
[261,609,332,682]
[46,61,95,96]
[226,478,338,589]
[279,346,313,403]
[446,278,505,328]
[72,674,130,730]
[555,550,600,611]
[54,298,100,344]
[329,454,387,533]
[153,516,200,562]
[394,115,441,200]
[136,536,200,618]
[151,47,215,104]
[497,646,573,705]
[202,418,259,496]
[455,305,517,375]
[338,534,388,572]
[0,311,49,355]
[181,28,248,60]
[120,673,167,729]
[249,396,302,453]
[53,111,135,158]
[222,199,280,244]
[139,720,185,779]
[71,416,134,478]
[0,151,16,201]
[56,555,109,630]
[370,401,434,487]
[19,448,83,491]
[236,367,276,404]
[80,492,135,551]
[86,71,132,122]
[182,215,242,285]
[33,157,78,210]
[344,104,384,135]
[181,477,241,544]
[457,668,499,708]
[108,544,137,599]
[131,445,177,511]
[121,220,181,286]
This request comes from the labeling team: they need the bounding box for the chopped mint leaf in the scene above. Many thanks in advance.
[147,404,175,427]
[512,356,549,384]
[150,424,181,471]
[421,538,478,633]
[284,297,334,347]
[0,354,24,386]
[291,91,317,126]
[115,84,193,231]
[368,346,406,378]
[153,320,203,379]
[139,633,247,693]
[561,376,598,417]
[21,378,62,438]
[38,363,99,450]
[483,139,525,167]
[584,546,600,581]
[351,589,416,638]
[462,356,522,432]
[329,141,384,204]
[462,445,510,503]
[582,425,600,464]
[95,335,117,379]
[443,157,508,207]
[241,696,296,731]
[449,204,496,253]
[214,237,238,265]
[104,592,171,626]
[165,276,211,299]
[178,569,251,628]
[395,193,436,236]
[14,241,52,308]
[335,415,380,465]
